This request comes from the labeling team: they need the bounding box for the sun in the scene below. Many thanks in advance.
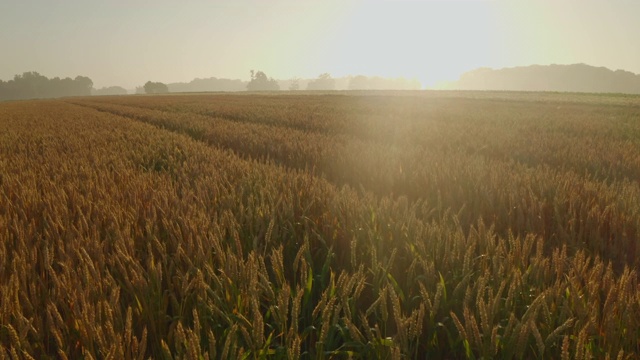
[291,0,503,87]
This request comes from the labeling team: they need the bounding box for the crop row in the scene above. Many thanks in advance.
[0,97,639,358]
[70,96,640,269]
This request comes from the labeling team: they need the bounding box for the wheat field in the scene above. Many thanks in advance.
[1,91,639,359]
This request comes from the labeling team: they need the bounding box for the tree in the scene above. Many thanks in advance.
[0,80,7,100]
[144,81,169,94]
[288,77,300,91]
[0,71,95,101]
[92,86,128,96]
[74,76,93,96]
[247,70,280,91]
[306,73,335,91]
[13,72,48,98]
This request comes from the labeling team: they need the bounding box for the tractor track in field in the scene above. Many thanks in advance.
[64,99,394,197]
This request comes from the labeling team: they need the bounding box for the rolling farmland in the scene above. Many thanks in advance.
[1,92,640,358]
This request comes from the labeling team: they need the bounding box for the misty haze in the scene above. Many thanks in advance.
[1,1,640,359]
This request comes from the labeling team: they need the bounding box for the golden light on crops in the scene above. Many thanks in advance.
[1,91,640,357]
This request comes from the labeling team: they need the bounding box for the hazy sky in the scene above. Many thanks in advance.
[1,0,639,89]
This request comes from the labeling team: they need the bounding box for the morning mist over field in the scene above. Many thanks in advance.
[1,0,639,91]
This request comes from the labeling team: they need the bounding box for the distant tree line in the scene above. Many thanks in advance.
[451,63,640,93]
[306,73,335,90]
[168,77,246,92]
[0,72,93,101]
[280,73,422,91]
[0,70,425,101]
[144,81,169,94]
[247,70,280,91]
[348,75,421,90]
[92,86,128,96]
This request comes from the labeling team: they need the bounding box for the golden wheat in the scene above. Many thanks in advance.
[0,93,639,358]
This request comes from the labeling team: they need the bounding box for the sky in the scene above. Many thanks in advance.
[1,0,639,89]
